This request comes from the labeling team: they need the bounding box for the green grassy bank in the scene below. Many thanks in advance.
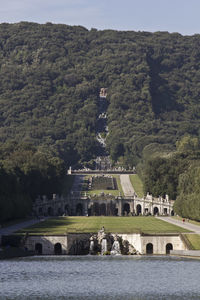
[185,234,200,250]
[17,216,189,235]
[129,175,144,198]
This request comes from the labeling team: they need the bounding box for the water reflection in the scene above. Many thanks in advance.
[1,256,200,300]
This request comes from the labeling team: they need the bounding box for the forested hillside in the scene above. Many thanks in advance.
[1,22,200,165]
[1,22,200,221]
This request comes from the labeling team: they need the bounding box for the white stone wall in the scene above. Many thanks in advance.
[25,233,187,255]
[25,235,68,255]
[25,233,91,255]
[140,235,187,254]
[117,233,142,253]
[115,234,187,254]
[171,250,200,257]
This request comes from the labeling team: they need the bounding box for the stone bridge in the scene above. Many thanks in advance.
[33,193,174,217]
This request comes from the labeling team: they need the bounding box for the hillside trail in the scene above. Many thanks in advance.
[94,88,112,170]
[120,174,136,197]
[96,89,109,156]
[157,216,200,234]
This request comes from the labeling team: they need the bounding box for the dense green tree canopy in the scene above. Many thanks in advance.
[1,23,200,221]
[1,23,200,167]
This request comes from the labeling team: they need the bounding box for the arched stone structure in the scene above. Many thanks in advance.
[123,203,130,215]
[153,207,159,215]
[100,203,106,215]
[54,243,62,255]
[35,243,43,255]
[33,193,174,217]
[114,207,118,216]
[92,202,100,216]
[164,208,168,215]
[146,243,153,254]
[107,202,117,216]
[166,243,173,254]
[136,204,142,216]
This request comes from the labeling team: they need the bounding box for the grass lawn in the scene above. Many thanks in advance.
[129,175,144,197]
[17,216,189,235]
[85,175,124,197]
[185,234,200,250]
[113,175,124,196]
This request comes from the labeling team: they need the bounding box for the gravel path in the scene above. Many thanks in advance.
[157,216,200,234]
[120,174,135,197]
[0,218,48,235]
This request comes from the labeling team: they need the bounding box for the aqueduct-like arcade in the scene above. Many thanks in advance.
[33,192,174,217]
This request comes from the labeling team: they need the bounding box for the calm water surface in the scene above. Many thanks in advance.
[1,255,200,300]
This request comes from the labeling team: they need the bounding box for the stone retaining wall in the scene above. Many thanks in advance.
[118,234,186,254]
[170,250,200,257]
[25,233,187,255]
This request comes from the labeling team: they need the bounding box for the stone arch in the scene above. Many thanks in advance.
[166,243,173,254]
[171,210,174,216]
[136,204,142,215]
[153,207,159,215]
[114,207,118,216]
[93,202,100,216]
[76,203,83,216]
[146,243,153,254]
[54,243,62,255]
[35,243,43,255]
[100,203,106,215]
[107,202,117,216]
[123,203,130,216]
[164,208,168,215]
[47,206,53,216]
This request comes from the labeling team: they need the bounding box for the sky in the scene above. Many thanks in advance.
[0,0,200,35]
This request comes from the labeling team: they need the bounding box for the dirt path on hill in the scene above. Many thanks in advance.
[120,174,135,197]
[157,216,200,233]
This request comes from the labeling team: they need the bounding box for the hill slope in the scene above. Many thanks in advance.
[1,23,200,167]
[2,23,200,221]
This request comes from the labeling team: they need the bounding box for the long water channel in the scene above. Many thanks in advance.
[1,255,200,300]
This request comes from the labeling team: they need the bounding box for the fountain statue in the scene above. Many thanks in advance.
[88,228,139,255]
[96,226,108,255]
[111,235,121,255]
[89,236,95,254]
[101,236,108,255]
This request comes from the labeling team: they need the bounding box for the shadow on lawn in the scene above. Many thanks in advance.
[18,217,78,234]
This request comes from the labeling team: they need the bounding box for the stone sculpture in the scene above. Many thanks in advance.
[101,237,108,255]
[111,235,121,255]
[89,236,95,254]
